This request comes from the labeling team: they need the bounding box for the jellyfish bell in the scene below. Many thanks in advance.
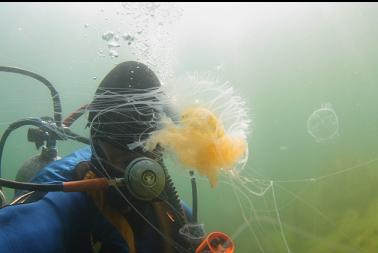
[307,103,339,144]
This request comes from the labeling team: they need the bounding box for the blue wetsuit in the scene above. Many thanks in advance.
[0,146,192,253]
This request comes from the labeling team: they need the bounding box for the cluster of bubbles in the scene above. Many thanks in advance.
[95,2,182,83]
[100,31,138,58]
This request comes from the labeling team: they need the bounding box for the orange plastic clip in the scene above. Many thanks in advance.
[195,232,235,253]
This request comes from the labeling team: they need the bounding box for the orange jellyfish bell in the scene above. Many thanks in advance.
[145,106,247,187]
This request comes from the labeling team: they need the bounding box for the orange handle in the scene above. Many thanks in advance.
[195,232,235,253]
[62,104,88,127]
[63,178,109,192]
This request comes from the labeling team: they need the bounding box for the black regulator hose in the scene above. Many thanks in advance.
[61,128,90,145]
[0,178,63,192]
[190,171,198,223]
[0,66,62,127]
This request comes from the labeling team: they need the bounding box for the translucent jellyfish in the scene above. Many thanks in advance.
[179,223,206,245]
[307,103,339,143]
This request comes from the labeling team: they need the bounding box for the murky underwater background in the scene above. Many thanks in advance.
[1,2,378,252]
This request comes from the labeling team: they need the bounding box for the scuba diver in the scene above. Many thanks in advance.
[0,61,235,253]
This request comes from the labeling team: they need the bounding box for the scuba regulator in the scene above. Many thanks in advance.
[0,66,235,253]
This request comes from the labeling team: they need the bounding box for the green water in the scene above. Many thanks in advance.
[1,2,378,253]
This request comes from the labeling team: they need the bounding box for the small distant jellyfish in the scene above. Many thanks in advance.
[93,77,97,80]
[84,24,89,28]
[307,103,339,143]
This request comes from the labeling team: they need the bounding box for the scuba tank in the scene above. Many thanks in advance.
[15,146,60,187]
[15,126,61,184]
[13,123,61,198]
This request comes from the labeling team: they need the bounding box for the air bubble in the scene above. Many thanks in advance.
[122,33,135,42]
[102,31,114,41]
[107,41,120,48]
[109,49,119,58]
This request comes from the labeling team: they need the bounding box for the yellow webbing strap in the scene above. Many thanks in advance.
[84,171,136,253]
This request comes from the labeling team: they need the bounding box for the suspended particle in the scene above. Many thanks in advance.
[97,49,106,57]
[121,2,129,9]
[84,24,89,28]
[93,77,97,80]
[215,64,224,71]
[307,103,339,143]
